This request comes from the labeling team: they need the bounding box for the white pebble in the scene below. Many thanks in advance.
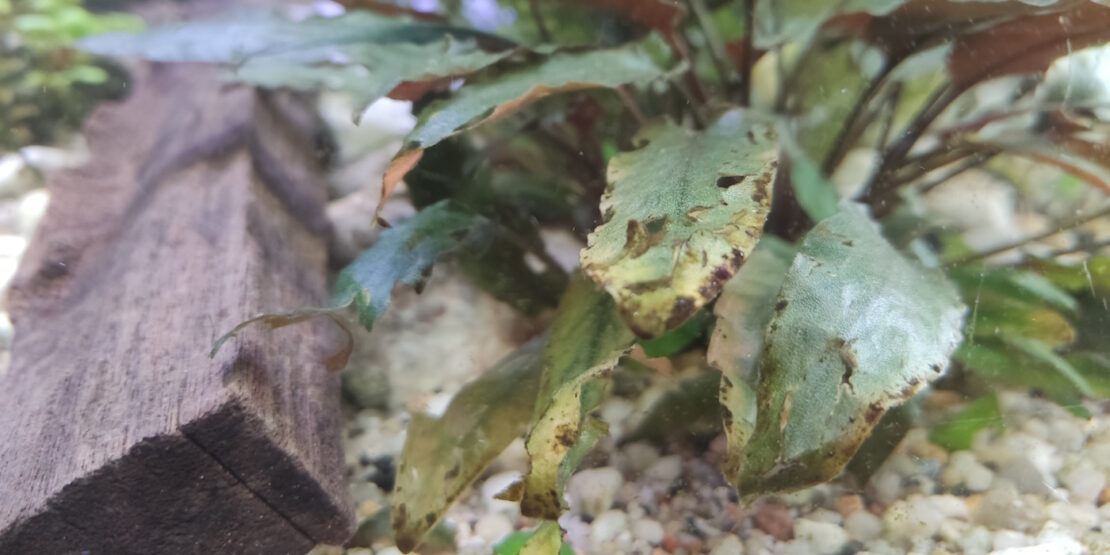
[1061,464,1106,504]
[941,451,993,492]
[590,510,628,545]
[883,497,943,544]
[871,470,903,506]
[621,442,660,473]
[709,534,745,555]
[793,518,848,555]
[844,510,883,542]
[631,518,664,545]
[645,455,683,483]
[927,494,970,520]
[567,467,623,517]
[992,529,1031,550]
[473,513,513,545]
[374,548,403,555]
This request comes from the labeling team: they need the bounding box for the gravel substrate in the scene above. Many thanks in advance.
[343,389,1110,555]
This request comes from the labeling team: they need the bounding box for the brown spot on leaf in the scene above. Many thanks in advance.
[775,299,788,313]
[444,463,460,481]
[665,296,697,330]
[555,423,579,448]
[425,513,437,526]
[865,402,883,424]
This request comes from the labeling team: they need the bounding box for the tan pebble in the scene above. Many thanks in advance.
[661,533,680,552]
[834,494,864,517]
[925,390,963,410]
[964,494,982,512]
[1099,486,1110,506]
[753,502,794,541]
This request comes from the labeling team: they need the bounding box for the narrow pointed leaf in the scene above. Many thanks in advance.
[737,204,965,497]
[382,43,672,208]
[78,11,512,108]
[520,274,636,519]
[332,200,493,331]
[392,337,547,553]
[581,110,778,338]
[707,236,795,482]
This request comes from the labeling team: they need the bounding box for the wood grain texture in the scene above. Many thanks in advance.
[0,53,353,553]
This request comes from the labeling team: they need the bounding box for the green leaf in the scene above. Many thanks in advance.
[520,521,573,555]
[392,337,547,553]
[708,236,796,482]
[737,204,965,497]
[753,0,905,48]
[332,200,493,332]
[78,11,510,109]
[639,310,713,358]
[929,394,1003,452]
[520,274,636,519]
[949,266,1079,314]
[581,110,778,338]
[404,42,669,153]
[1003,336,1094,398]
[955,342,1091,419]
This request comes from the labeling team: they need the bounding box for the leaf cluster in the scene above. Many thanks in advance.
[80,1,1110,552]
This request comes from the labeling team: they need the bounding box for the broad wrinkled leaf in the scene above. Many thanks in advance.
[581,110,778,338]
[708,236,795,481]
[753,0,905,48]
[392,338,546,553]
[382,43,672,207]
[332,200,493,331]
[520,274,636,519]
[737,204,965,497]
[78,11,510,108]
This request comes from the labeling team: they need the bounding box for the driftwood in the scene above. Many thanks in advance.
[0,45,353,554]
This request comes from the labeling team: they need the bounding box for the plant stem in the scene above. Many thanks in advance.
[951,204,1110,265]
[672,76,708,128]
[687,0,734,94]
[739,0,755,106]
[528,0,551,42]
[917,150,996,195]
[615,86,648,127]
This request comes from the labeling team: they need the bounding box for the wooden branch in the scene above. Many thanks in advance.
[0,56,353,554]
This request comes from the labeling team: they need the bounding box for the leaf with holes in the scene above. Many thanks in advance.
[581,110,777,338]
[519,274,636,520]
[736,204,965,498]
[392,337,546,553]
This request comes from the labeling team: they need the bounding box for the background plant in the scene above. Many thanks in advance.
[82,1,1110,552]
[0,0,139,149]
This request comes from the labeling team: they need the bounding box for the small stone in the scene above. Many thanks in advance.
[998,456,1057,496]
[883,496,944,545]
[645,455,683,484]
[752,502,794,541]
[834,494,864,517]
[474,513,513,545]
[941,451,993,492]
[1061,464,1106,505]
[1099,486,1110,506]
[793,518,848,555]
[375,548,403,555]
[992,529,1030,550]
[709,534,745,555]
[974,480,1045,532]
[590,510,628,545]
[806,508,843,525]
[844,510,882,542]
[631,519,664,545]
[1045,502,1098,533]
[956,525,994,555]
[567,467,623,518]
[927,495,970,520]
[871,470,904,506]
[621,442,661,474]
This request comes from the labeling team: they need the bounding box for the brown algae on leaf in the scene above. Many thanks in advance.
[582,110,778,338]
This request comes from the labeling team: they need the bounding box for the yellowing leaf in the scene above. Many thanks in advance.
[392,338,546,553]
[520,274,636,519]
[581,110,778,338]
[708,236,795,482]
[737,204,965,498]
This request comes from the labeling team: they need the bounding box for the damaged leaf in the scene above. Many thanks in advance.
[708,236,795,482]
[736,204,965,498]
[520,274,636,520]
[581,110,778,338]
[332,200,493,332]
[392,337,546,553]
[382,43,672,210]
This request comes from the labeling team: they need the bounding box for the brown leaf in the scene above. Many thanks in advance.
[949,3,1110,88]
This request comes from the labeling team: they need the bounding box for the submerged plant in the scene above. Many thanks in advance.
[83,1,1110,552]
